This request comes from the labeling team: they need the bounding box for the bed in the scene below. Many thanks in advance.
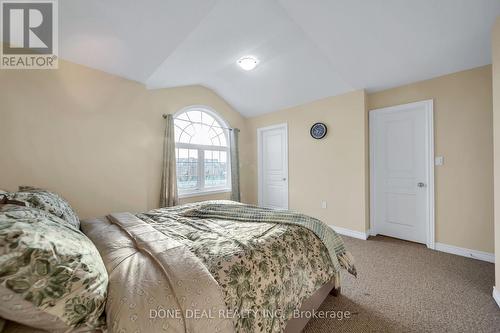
[80,200,356,333]
[0,192,355,333]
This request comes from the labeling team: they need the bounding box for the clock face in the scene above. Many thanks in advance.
[310,123,327,139]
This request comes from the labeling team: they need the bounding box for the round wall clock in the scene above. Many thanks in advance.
[310,122,327,139]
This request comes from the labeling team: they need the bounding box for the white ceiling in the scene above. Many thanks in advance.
[59,0,500,117]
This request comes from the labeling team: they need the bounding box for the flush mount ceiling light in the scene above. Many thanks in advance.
[237,56,259,71]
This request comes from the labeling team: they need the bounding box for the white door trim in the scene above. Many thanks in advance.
[369,100,435,249]
[257,123,289,209]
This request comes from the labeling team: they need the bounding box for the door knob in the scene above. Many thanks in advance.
[282,178,287,181]
[417,182,426,188]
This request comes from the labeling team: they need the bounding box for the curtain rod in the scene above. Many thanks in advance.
[162,114,238,131]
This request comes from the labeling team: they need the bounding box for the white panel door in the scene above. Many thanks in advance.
[258,124,288,209]
[370,101,433,245]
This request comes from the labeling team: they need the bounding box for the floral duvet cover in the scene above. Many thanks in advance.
[81,201,355,333]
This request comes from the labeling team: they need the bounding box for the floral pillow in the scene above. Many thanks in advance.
[4,187,80,229]
[0,204,108,332]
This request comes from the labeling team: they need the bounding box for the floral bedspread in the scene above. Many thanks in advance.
[134,201,355,333]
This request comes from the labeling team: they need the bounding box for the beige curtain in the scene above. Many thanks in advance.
[229,128,241,202]
[160,114,178,207]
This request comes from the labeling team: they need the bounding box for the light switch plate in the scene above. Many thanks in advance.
[321,201,327,209]
[435,156,444,166]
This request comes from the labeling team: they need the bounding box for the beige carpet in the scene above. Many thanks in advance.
[304,236,500,333]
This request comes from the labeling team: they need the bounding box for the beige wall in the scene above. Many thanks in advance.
[0,56,495,258]
[492,17,500,290]
[0,60,250,219]
[245,65,494,252]
[368,65,494,253]
[246,90,369,233]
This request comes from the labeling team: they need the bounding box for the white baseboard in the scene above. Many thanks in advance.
[434,242,495,263]
[330,226,369,240]
[331,228,494,264]
[493,287,500,309]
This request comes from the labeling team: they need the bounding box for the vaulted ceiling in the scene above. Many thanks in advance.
[60,0,500,116]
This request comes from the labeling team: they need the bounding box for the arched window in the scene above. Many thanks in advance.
[174,106,231,196]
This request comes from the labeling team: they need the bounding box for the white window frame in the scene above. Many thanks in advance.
[174,105,231,198]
